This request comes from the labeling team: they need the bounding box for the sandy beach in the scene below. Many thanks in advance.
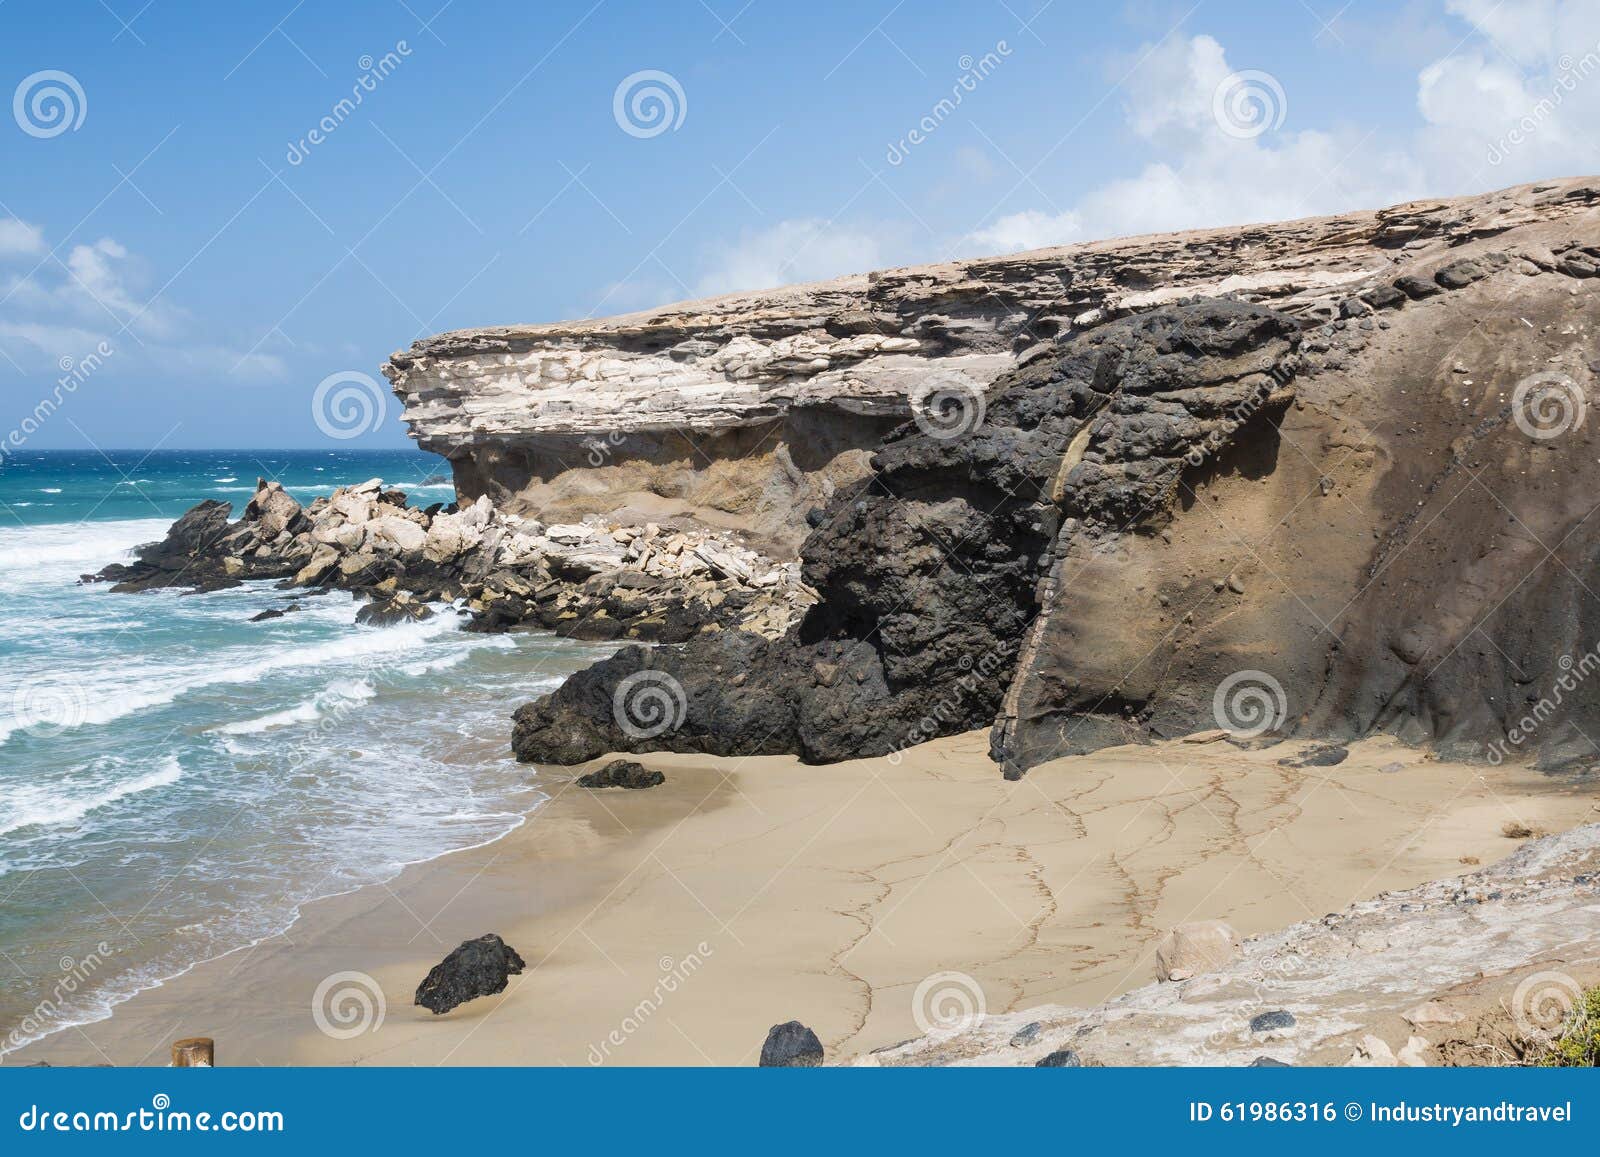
[12,731,1599,1068]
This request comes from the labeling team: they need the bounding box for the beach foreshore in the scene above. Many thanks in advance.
[11,732,1599,1068]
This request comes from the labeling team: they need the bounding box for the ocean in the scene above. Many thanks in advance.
[0,450,610,1054]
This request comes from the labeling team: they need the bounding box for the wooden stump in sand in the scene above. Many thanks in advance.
[171,1037,214,1067]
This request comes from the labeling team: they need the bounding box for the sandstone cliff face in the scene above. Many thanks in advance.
[385,180,1576,550]
[404,177,1600,776]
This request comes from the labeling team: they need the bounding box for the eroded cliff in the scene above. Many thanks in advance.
[404,177,1600,776]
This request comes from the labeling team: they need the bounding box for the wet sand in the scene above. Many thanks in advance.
[13,731,1599,1067]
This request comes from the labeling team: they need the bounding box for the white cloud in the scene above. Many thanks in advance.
[963,0,1600,257]
[695,218,893,297]
[674,2,1597,300]
[0,225,281,381]
[0,217,45,259]
[969,33,1428,254]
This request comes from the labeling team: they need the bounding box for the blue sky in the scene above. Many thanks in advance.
[1,0,1596,449]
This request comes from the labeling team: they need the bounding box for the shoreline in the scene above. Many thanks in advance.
[11,731,1599,1068]
[0,805,539,1062]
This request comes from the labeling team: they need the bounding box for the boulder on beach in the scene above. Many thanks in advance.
[758,1020,823,1067]
[576,760,665,790]
[1155,920,1241,982]
[414,933,526,1015]
[1034,1049,1082,1067]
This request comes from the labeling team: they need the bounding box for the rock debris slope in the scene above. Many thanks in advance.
[501,177,1600,776]
[857,822,1600,1068]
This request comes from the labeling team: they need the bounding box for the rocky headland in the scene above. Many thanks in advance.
[101,176,1600,781]
[480,176,1600,778]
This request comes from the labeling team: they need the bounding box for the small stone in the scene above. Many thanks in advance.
[1249,1009,1296,1033]
[1277,743,1348,768]
[575,760,665,790]
[1249,1056,1292,1067]
[759,1021,823,1067]
[1009,1021,1042,1048]
[1156,920,1241,982]
[1403,1001,1462,1028]
[1034,1049,1082,1067]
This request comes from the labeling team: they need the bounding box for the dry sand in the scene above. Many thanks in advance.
[13,731,1599,1068]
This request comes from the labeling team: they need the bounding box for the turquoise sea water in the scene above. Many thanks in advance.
[0,451,608,1053]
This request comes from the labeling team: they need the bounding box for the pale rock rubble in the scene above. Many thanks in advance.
[90,477,812,642]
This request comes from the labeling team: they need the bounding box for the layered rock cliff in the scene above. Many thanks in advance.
[481,177,1600,777]
[385,179,1587,551]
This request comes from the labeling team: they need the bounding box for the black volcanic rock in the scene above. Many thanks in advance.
[414,933,526,1015]
[1035,1049,1083,1067]
[1278,743,1349,768]
[759,1020,823,1067]
[513,301,1301,771]
[575,760,665,789]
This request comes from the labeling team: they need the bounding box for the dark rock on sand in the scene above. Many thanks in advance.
[1249,1010,1296,1033]
[575,760,665,789]
[1009,1021,1042,1047]
[1277,743,1349,768]
[759,1020,823,1067]
[414,933,526,1015]
[1035,1049,1082,1067]
[1250,1055,1292,1067]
